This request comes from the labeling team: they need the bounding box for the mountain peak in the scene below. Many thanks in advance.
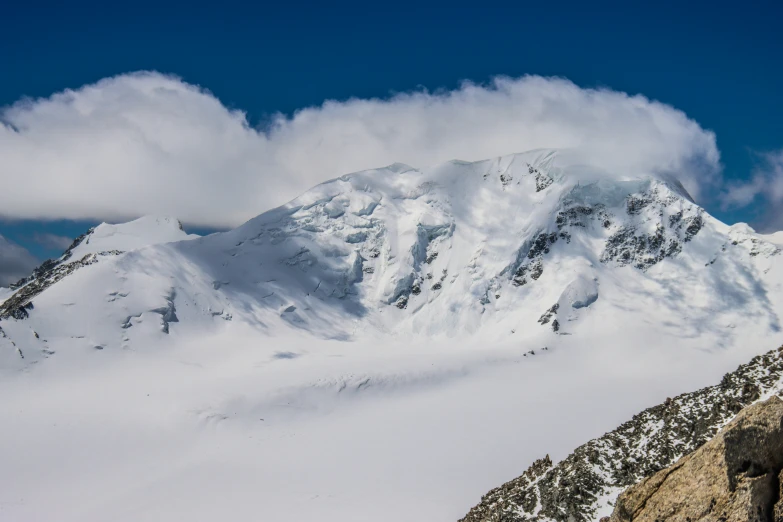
[70,215,194,259]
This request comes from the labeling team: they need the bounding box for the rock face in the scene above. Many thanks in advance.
[8,229,93,290]
[460,346,783,522]
[610,396,783,522]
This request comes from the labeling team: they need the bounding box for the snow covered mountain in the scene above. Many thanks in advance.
[0,216,196,358]
[0,150,781,522]
[2,149,780,363]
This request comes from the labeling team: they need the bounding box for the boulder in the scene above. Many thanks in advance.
[610,396,783,522]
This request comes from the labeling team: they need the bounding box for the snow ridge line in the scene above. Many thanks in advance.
[0,251,123,320]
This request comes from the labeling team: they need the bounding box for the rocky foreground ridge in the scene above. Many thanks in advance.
[609,395,783,521]
[460,345,783,522]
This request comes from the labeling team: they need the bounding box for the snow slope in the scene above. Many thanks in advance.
[762,230,783,248]
[0,150,781,522]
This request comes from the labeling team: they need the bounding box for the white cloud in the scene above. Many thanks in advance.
[0,72,721,228]
[0,235,38,287]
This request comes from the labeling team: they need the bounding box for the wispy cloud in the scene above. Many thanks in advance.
[721,150,783,232]
[0,235,38,287]
[32,232,75,251]
[0,72,720,227]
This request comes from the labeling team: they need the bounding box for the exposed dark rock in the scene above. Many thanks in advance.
[430,270,448,291]
[528,233,558,259]
[683,213,704,242]
[10,304,31,320]
[9,228,93,290]
[153,291,179,334]
[538,304,560,332]
[513,184,700,289]
[556,203,612,230]
[460,345,783,522]
[0,251,123,321]
[462,455,554,522]
[513,234,557,286]
[529,260,544,281]
[601,224,684,271]
[529,164,554,192]
[384,222,452,308]
[727,234,782,258]
[556,205,594,229]
[554,186,704,272]
[626,194,652,215]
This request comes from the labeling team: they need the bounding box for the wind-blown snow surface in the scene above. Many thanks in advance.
[0,150,782,521]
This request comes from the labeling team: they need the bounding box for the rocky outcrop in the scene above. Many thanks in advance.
[530,163,554,192]
[512,182,706,293]
[512,232,561,286]
[460,346,783,522]
[610,396,783,522]
[599,189,704,271]
[537,304,560,332]
[8,229,92,290]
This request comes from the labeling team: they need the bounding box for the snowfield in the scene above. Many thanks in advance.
[0,150,781,521]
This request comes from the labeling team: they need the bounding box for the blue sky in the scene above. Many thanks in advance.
[1,0,782,273]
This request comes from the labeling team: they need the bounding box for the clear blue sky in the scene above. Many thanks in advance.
[1,0,782,261]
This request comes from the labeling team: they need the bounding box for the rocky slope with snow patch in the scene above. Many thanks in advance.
[460,344,783,522]
[0,216,196,362]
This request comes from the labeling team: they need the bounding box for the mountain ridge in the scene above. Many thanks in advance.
[1,149,781,365]
[0,150,782,522]
[460,344,783,522]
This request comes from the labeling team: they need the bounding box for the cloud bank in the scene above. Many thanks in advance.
[0,72,721,228]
